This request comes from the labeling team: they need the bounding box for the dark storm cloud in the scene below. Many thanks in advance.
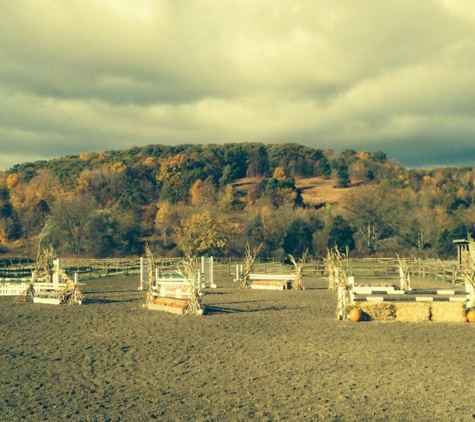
[1,0,475,170]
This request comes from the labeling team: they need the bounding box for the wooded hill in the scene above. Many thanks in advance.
[0,142,474,260]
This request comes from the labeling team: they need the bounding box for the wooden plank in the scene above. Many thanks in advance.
[249,274,293,281]
[250,284,286,290]
[33,297,62,305]
[147,302,186,315]
[34,282,68,289]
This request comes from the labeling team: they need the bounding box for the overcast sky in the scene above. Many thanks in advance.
[1,0,475,171]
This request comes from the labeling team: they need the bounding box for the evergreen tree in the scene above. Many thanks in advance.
[335,163,351,188]
[316,156,331,178]
[282,218,314,257]
[327,215,355,251]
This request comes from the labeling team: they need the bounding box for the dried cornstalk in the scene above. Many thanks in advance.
[176,255,203,316]
[35,244,56,283]
[325,247,351,319]
[324,247,348,291]
[289,249,308,290]
[145,244,156,304]
[54,266,84,305]
[14,270,37,303]
[240,243,262,289]
[462,236,475,299]
[397,254,411,291]
[58,278,85,305]
[16,244,55,302]
[16,245,83,305]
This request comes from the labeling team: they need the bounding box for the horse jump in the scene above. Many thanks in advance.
[338,276,475,321]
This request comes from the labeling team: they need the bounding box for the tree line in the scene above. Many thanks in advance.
[0,142,473,260]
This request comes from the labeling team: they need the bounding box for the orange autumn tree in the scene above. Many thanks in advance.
[190,177,218,206]
[177,210,228,256]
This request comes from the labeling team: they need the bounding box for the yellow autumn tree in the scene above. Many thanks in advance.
[79,152,92,161]
[110,161,127,173]
[273,166,287,179]
[157,153,187,182]
[356,151,371,160]
[143,156,156,167]
[218,184,234,211]
[190,180,204,206]
[10,169,62,210]
[177,210,228,256]
[6,173,19,189]
[155,201,176,245]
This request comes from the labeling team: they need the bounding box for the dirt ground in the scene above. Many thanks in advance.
[2,275,475,421]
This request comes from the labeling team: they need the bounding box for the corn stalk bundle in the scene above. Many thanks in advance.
[37,244,56,282]
[176,255,203,316]
[15,245,56,302]
[397,254,411,291]
[54,265,84,305]
[14,270,37,303]
[289,249,308,290]
[324,247,348,291]
[325,247,352,318]
[240,243,262,289]
[462,235,475,308]
[15,245,84,305]
[145,243,156,304]
[57,277,85,305]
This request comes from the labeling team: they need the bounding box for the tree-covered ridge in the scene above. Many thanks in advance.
[0,142,474,259]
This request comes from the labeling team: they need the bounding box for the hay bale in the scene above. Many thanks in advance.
[359,302,396,321]
[430,302,466,322]
[394,303,430,322]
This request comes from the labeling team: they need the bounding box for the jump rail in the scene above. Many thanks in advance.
[233,263,297,290]
[249,273,294,290]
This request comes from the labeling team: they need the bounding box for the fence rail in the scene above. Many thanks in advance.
[337,257,463,284]
[0,256,466,282]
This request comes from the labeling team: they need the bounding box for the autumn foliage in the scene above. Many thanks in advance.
[0,142,473,259]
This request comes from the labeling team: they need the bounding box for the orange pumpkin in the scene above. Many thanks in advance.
[349,307,362,322]
[467,310,475,323]
[461,314,469,323]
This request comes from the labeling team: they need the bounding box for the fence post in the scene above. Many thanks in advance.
[139,257,145,291]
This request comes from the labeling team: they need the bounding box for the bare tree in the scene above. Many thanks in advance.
[343,186,399,254]
[49,194,98,254]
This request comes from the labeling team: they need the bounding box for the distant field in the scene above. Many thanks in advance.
[233,175,362,208]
